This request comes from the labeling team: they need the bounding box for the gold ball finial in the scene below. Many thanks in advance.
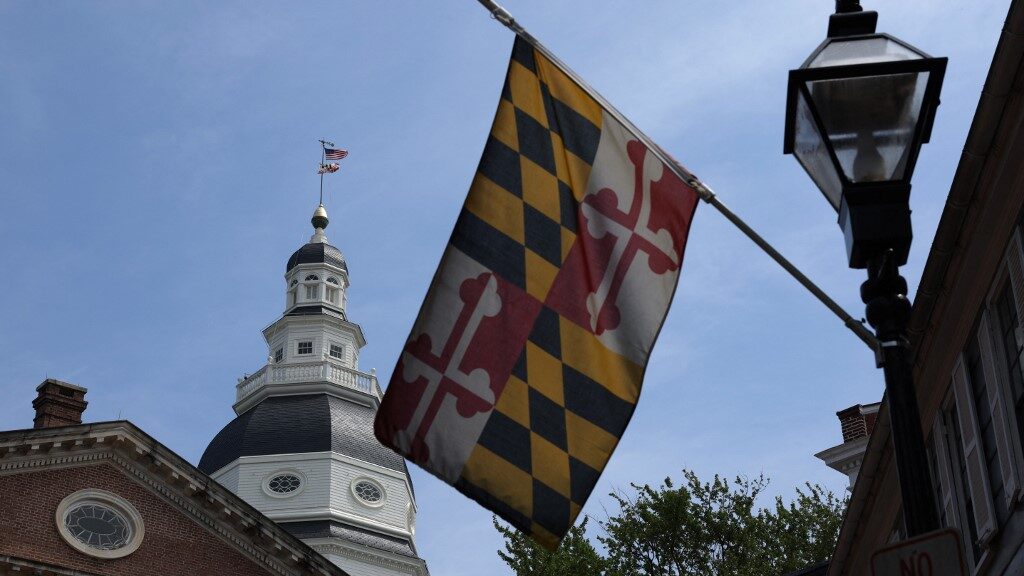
[312,204,329,230]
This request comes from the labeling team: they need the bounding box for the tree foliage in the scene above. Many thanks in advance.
[495,469,846,576]
[494,516,609,576]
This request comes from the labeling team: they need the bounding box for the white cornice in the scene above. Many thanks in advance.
[287,261,348,278]
[814,436,869,471]
[1,554,104,576]
[233,381,377,415]
[263,508,412,540]
[306,539,428,576]
[263,312,367,349]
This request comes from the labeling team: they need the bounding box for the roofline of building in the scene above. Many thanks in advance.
[35,379,87,393]
[814,436,869,469]
[829,2,1024,574]
[0,421,352,576]
[907,5,1024,352]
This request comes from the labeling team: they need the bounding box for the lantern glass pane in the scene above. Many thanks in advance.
[807,71,928,184]
[793,89,843,210]
[809,37,924,68]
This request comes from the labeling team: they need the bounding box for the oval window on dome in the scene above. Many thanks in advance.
[352,478,385,507]
[326,276,339,285]
[304,274,319,281]
[290,279,298,287]
[266,473,302,495]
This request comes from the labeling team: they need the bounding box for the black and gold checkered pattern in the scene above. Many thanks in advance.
[451,38,601,301]
[448,37,647,550]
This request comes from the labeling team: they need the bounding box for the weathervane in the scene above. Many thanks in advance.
[317,139,348,206]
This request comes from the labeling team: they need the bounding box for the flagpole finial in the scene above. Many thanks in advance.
[312,204,329,231]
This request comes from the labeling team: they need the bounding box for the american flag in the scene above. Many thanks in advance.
[324,148,348,161]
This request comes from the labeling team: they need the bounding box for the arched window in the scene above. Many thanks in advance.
[325,277,340,304]
[303,275,320,300]
[288,279,299,307]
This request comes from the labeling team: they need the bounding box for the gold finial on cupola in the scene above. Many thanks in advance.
[312,204,329,231]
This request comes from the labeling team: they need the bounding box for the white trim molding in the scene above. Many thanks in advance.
[308,540,428,576]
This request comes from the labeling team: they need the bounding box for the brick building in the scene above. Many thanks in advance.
[815,403,880,491]
[0,380,349,576]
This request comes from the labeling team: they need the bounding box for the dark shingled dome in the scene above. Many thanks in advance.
[198,394,408,477]
[286,242,347,274]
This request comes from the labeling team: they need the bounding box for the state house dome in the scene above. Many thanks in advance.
[286,242,347,273]
[198,394,408,476]
[196,201,428,575]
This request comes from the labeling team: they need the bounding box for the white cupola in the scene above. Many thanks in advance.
[200,203,429,576]
[284,204,350,316]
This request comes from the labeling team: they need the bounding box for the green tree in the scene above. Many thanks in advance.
[756,483,846,575]
[495,469,846,576]
[495,516,609,576]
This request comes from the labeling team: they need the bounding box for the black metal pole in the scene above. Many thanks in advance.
[862,249,940,537]
[835,0,862,13]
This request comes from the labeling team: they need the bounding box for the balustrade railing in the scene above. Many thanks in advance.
[236,360,379,402]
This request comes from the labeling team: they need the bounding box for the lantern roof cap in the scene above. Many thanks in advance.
[807,35,928,69]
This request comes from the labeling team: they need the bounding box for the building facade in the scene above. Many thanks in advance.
[0,381,349,576]
[815,403,880,492]
[199,206,428,576]
[826,1,1024,573]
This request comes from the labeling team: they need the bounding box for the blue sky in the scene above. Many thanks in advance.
[0,1,1008,573]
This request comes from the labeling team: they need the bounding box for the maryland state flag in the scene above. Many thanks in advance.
[375,36,699,548]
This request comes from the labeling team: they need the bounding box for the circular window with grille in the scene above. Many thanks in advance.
[351,478,386,507]
[263,471,305,498]
[56,489,145,559]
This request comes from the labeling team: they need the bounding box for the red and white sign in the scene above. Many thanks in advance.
[871,528,967,576]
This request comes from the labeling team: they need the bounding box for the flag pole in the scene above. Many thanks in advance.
[318,139,327,206]
[474,0,878,351]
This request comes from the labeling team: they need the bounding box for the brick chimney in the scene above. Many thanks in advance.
[836,402,880,442]
[33,379,88,428]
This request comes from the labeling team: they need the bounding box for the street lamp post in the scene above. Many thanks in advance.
[783,1,947,537]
